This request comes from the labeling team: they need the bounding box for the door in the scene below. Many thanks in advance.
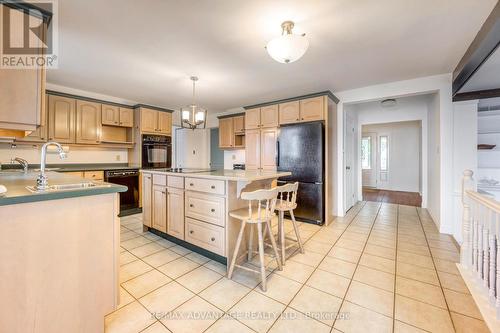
[300,96,324,122]
[361,133,377,188]
[245,108,260,129]
[260,127,278,170]
[76,100,101,144]
[279,101,300,125]
[102,104,119,126]
[119,108,134,127]
[152,185,167,232]
[158,112,172,135]
[142,173,152,227]
[245,129,261,170]
[219,118,234,148]
[167,187,184,239]
[48,95,76,143]
[260,105,279,128]
[344,112,356,211]
[377,134,390,189]
[141,108,157,133]
[210,128,225,169]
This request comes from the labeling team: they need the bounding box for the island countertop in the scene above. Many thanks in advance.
[140,169,291,181]
[0,171,127,206]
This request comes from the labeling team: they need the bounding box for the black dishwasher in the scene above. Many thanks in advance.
[105,169,141,217]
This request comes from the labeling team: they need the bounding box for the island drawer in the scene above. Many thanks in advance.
[167,176,184,189]
[185,177,225,195]
[185,217,225,256]
[185,191,225,227]
[153,174,167,186]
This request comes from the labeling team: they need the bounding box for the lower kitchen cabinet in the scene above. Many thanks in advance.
[185,217,225,256]
[167,187,185,239]
[245,127,277,170]
[152,185,167,232]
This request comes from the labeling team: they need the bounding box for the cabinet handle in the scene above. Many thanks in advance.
[161,191,166,194]
[210,208,215,212]
[190,230,194,234]
[210,185,216,189]
[211,237,215,242]
[189,183,194,186]
[189,204,194,207]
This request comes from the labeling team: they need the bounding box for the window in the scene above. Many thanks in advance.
[361,136,371,169]
[380,136,388,171]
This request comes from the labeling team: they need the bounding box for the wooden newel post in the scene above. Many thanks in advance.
[461,169,474,268]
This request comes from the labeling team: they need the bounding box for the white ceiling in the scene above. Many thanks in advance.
[460,46,500,93]
[47,0,497,112]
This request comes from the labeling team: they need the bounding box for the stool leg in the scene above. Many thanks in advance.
[257,222,267,292]
[290,210,304,254]
[279,211,286,265]
[228,221,246,279]
[247,224,254,262]
[266,220,283,271]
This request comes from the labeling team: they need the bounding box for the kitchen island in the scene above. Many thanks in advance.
[141,169,291,268]
[0,171,126,333]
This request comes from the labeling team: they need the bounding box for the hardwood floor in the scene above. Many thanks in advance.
[362,187,422,207]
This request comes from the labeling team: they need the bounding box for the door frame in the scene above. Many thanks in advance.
[361,132,377,189]
[343,111,357,211]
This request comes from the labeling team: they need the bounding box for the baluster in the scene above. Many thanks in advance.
[473,202,478,273]
[478,207,484,280]
[489,231,496,302]
[484,222,489,288]
[461,170,474,268]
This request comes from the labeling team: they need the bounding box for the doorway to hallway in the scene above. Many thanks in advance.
[362,188,422,207]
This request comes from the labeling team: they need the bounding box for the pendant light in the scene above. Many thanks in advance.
[266,21,309,64]
[181,76,207,129]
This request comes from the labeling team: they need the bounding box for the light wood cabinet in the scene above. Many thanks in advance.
[17,95,49,142]
[48,95,76,143]
[140,108,157,133]
[167,187,184,240]
[76,100,101,144]
[185,191,225,227]
[157,112,172,135]
[119,108,134,127]
[260,128,278,170]
[300,96,324,122]
[245,129,261,170]
[152,185,167,232]
[219,118,234,148]
[142,173,152,227]
[279,101,300,125]
[260,105,279,128]
[233,116,245,134]
[0,5,46,134]
[83,171,104,181]
[185,217,225,256]
[102,104,120,126]
[245,108,261,130]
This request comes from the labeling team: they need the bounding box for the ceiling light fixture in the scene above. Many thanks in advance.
[266,21,309,64]
[380,99,397,108]
[181,76,207,130]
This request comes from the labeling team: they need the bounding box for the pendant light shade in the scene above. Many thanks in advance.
[266,21,309,64]
[181,76,207,130]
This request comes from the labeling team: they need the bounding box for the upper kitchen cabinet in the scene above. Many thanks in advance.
[0,4,48,136]
[279,101,300,125]
[101,104,120,126]
[17,95,49,143]
[76,100,102,144]
[140,108,157,133]
[300,96,324,122]
[233,115,245,134]
[138,107,173,136]
[245,108,261,129]
[48,95,76,143]
[157,111,172,135]
[245,106,278,129]
[119,108,134,127]
[218,114,245,149]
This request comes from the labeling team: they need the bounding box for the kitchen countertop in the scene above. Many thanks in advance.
[1,163,141,173]
[0,171,127,206]
[141,169,292,181]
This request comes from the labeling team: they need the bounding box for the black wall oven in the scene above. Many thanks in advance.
[142,135,172,169]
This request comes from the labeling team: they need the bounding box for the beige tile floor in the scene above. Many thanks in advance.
[106,202,490,333]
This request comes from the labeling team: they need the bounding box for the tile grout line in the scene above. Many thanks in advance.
[392,204,399,332]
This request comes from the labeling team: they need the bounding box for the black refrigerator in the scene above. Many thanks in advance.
[277,121,325,225]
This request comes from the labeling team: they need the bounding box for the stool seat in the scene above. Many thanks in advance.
[229,207,276,223]
[275,201,297,211]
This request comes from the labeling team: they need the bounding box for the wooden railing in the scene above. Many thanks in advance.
[461,169,500,324]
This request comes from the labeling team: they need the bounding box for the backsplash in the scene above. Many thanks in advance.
[223,149,245,169]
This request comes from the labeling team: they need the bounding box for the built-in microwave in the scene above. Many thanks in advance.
[142,135,172,169]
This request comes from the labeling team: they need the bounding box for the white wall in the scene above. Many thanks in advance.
[427,93,441,228]
[174,128,210,168]
[362,121,421,193]
[335,74,453,234]
[223,150,245,169]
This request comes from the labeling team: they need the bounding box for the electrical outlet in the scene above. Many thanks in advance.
[232,154,236,160]
[115,155,121,161]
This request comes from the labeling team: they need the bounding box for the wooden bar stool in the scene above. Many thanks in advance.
[275,182,304,264]
[227,187,282,292]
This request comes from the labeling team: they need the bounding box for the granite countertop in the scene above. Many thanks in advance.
[141,169,292,181]
[1,163,141,173]
[0,171,127,206]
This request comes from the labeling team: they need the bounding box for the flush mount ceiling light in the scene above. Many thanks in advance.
[381,98,397,108]
[266,21,309,64]
[181,76,207,130]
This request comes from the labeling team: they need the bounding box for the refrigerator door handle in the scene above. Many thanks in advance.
[314,182,323,185]
[276,140,280,167]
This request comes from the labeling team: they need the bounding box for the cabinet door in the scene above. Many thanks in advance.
[260,105,279,128]
[245,129,261,170]
[219,118,234,148]
[76,100,101,144]
[279,101,300,125]
[17,94,48,142]
[101,104,120,126]
[119,108,134,127]
[233,115,245,134]
[141,108,157,133]
[167,187,185,239]
[142,174,153,227]
[245,108,260,130]
[158,112,172,135]
[261,127,278,170]
[300,96,324,122]
[152,185,167,232]
[48,95,76,143]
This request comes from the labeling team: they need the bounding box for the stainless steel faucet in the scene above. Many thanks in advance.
[12,157,29,173]
[35,142,67,190]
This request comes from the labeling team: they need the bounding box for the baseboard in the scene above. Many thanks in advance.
[456,264,500,333]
